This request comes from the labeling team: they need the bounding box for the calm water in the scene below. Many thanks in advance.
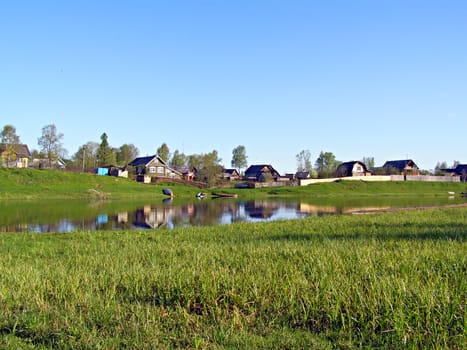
[1,196,465,233]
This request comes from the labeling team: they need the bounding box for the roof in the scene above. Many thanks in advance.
[382,159,418,170]
[244,164,281,177]
[223,169,239,175]
[0,143,31,158]
[129,155,166,167]
[295,171,310,179]
[442,164,467,174]
[173,166,196,174]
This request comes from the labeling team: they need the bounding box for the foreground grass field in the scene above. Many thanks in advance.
[0,208,465,349]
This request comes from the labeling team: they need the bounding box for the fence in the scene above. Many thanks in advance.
[299,175,461,186]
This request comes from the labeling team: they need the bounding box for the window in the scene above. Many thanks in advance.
[157,166,164,174]
[149,167,156,173]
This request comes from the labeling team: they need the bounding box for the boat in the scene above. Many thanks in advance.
[162,188,174,197]
[196,192,206,199]
[211,192,238,198]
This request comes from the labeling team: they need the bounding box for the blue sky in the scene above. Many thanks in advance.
[1,0,466,173]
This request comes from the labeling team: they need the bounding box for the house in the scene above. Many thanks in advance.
[244,164,281,182]
[222,169,241,181]
[442,164,467,182]
[335,161,371,177]
[382,159,420,176]
[128,155,182,181]
[31,158,67,170]
[0,143,31,168]
[172,166,197,181]
[295,171,311,180]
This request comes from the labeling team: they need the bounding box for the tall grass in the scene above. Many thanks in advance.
[0,208,465,349]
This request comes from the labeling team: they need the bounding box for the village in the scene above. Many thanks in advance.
[1,141,466,186]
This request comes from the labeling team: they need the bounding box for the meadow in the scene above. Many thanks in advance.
[0,207,465,349]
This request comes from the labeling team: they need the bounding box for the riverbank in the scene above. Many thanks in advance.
[1,168,466,200]
[0,207,465,348]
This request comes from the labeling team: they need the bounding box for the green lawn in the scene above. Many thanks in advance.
[1,168,466,200]
[0,208,465,349]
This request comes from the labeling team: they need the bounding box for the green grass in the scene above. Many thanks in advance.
[0,168,200,200]
[0,208,465,349]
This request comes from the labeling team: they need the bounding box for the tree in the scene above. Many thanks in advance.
[96,133,115,167]
[117,144,139,166]
[1,125,20,144]
[157,143,170,162]
[362,157,375,169]
[434,161,448,176]
[72,142,99,172]
[315,151,340,178]
[37,124,66,168]
[188,150,223,184]
[1,125,21,168]
[171,150,187,167]
[296,149,312,173]
[231,145,248,174]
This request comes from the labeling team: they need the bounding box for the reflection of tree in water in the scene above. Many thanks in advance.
[244,201,279,219]
[187,201,228,226]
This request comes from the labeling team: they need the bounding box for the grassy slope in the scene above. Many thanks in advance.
[1,168,466,200]
[0,208,465,349]
[0,168,200,200]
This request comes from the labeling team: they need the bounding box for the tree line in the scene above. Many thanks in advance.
[1,124,460,180]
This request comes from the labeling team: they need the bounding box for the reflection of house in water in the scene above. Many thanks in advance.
[298,203,339,215]
[117,212,128,224]
[133,205,175,229]
[244,201,279,219]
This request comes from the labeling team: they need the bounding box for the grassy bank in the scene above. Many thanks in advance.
[0,169,197,200]
[1,168,466,200]
[0,208,465,349]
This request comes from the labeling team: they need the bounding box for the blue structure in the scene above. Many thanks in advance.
[96,168,109,176]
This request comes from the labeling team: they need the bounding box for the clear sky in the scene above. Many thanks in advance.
[1,0,466,173]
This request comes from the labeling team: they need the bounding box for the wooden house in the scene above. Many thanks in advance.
[442,164,467,182]
[0,143,31,168]
[172,166,197,181]
[129,155,182,181]
[222,169,241,181]
[335,161,371,177]
[295,171,311,180]
[382,159,420,175]
[244,164,281,182]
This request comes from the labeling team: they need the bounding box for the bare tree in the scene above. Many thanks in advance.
[37,124,66,168]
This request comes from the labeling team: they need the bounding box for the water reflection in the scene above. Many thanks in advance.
[0,196,465,233]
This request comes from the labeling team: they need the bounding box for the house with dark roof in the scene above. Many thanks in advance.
[382,159,420,175]
[129,155,182,181]
[0,143,31,168]
[171,166,198,181]
[295,171,311,180]
[222,168,241,181]
[441,164,467,182]
[335,161,371,178]
[244,164,281,182]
